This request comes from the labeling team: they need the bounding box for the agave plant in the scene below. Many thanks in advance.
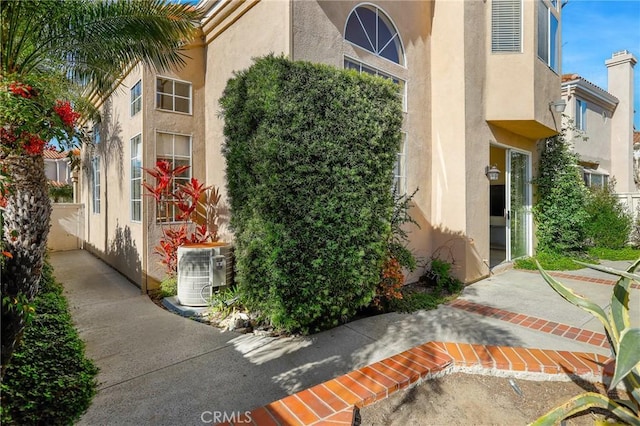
[531,259,640,426]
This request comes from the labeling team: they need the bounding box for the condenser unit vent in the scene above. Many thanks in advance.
[176,243,232,307]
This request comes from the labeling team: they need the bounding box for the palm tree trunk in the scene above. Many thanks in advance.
[1,154,51,377]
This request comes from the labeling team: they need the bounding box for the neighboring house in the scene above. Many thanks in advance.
[44,149,71,185]
[561,51,637,194]
[80,0,564,291]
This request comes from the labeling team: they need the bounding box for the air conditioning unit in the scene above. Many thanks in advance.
[176,242,233,307]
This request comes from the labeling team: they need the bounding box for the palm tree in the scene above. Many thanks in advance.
[0,0,202,376]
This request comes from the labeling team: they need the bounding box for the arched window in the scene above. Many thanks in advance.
[345,5,404,65]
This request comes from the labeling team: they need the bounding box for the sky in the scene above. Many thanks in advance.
[561,0,640,129]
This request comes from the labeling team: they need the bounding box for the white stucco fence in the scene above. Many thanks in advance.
[616,193,640,218]
[49,203,84,251]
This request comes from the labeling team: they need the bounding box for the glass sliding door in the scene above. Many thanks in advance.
[506,150,531,260]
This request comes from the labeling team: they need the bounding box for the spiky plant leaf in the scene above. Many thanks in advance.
[529,392,640,426]
[611,328,640,390]
[536,261,613,339]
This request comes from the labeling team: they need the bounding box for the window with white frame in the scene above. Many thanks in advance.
[492,0,522,53]
[156,77,191,114]
[131,80,142,116]
[537,0,560,72]
[576,99,587,131]
[92,156,100,214]
[130,134,142,222]
[583,169,608,189]
[156,132,191,222]
[394,132,407,195]
[92,123,100,145]
[344,5,404,65]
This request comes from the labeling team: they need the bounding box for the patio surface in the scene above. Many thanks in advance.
[49,250,636,425]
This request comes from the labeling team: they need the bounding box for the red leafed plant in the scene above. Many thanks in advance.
[373,255,405,308]
[143,160,221,275]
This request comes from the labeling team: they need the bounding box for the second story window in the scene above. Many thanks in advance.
[156,77,191,114]
[92,124,100,145]
[537,0,560,73]
[576,99,587,131]
[344,5,404,65]
[131,80,142,116]
[492,0,522,53]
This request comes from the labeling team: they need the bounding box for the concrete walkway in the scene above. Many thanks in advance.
[50,250,636,425]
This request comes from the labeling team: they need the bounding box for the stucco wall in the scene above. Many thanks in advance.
[203,0,291,245]
[143,44,207,287]
[49,204,84,251]
[81,64,145,286]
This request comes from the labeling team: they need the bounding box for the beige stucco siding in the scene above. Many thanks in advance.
[143,44,207,287]
[203,0,291,244]
[83,64,145,285]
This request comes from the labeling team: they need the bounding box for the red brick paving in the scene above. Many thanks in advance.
[224,342,612,425]
[448,299,610,349]
[218,286,625,425]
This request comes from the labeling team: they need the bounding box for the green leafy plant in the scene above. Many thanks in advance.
[48,182,73,203]
[584,182,633,249]
[208,287,241,319]
[532,260,640,425]
[0,261,98,425]
[389,292,441,313]
[514,251,595,271]
[160,276,178,298]
[374,188,419,309]
[419,258,463,294]
[220,55,402,333]
[533,128,590,255]
[588,247,640,262]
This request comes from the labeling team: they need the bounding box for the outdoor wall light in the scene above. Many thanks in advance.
[485,164,501,181]
[549,99,567,113]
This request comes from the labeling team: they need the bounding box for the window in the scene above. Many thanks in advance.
[344,57,406,111]
[344,5,404,65]
[93,124,100,145]
[156,77,191,114]
[576,99,587,131]
[156,132,191,222]
[492,0,522,53]
[131,80,142,116]
[92,156,100,214]
[131,135,142,222]
[394,132,407,195]
[583,169,608,189]
[537,0,560,72]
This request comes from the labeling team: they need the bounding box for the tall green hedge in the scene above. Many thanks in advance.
[220,55,402,333]
[1,261,97,425]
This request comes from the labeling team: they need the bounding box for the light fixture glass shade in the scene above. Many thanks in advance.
[486,165,501,181]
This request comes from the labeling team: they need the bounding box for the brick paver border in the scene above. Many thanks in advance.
[448,299,610,349]
[217,342,613,426]
[523,270,640,290]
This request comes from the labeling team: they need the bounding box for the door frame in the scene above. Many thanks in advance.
[505,147,533,261]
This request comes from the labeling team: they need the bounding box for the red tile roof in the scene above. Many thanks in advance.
[43,149,68,160]
[634,131,640,144]
[561,73,611,97]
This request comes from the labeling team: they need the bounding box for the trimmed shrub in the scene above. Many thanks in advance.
[220,55,402,333]
[1,261,98,425]
[584,182,632,249]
